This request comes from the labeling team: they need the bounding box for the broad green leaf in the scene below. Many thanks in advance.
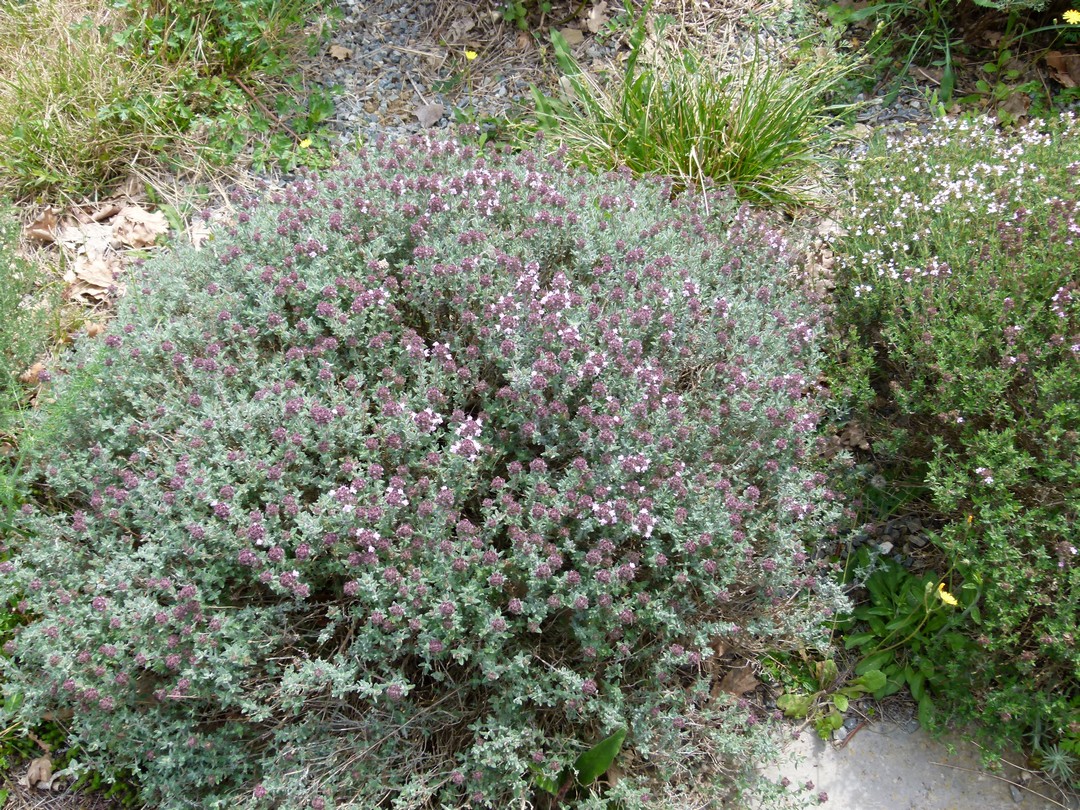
[908,670,926,703]
[528,763,560,796]
[884,611,920,633]
[776,692,815,718]
[855,650,893,675]
[832,693,849,713]
[874,674,905,700]
[854,669,887,693]
[816,708,844,738]
[574,727,627,786]
[844,632,878,649]
[918,694,936,728]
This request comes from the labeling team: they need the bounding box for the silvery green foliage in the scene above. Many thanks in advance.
[2,135,845,809]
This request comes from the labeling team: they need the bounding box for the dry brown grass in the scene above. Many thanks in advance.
[0,0,182,200]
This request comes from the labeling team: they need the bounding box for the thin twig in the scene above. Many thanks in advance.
[835,720,866,750]
[231,75,302,142]
[966,739,1041,775]
[929,761,1070,809]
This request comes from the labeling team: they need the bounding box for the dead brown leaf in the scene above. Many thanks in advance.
[74,256,118,290]
[413,102,445,128]
[448,16,475,40]
[1046,51,1080,88]
[111,206,168,248]
[187,221,212,250]
[586,1,608,33]
[558,26,585,46]
[19,362,46,386]
[328,43,352,60]
[26,207,60,243]
[19,755,53,789]
[716,659,760,697]
[839,422,870,451]
[998,90,1030,121]
[85,322,105,338]
[56,220,113,252]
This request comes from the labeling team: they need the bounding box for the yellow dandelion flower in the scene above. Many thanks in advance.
[1063,8,1080,23]
[937,583,959,607]
[465,50,478,61]
[298,138,313,149]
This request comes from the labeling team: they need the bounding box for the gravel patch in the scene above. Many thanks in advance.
[311,0,623,144]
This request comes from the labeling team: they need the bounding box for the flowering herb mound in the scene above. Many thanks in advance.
[829,114,1080,766]
[2,136,843,808]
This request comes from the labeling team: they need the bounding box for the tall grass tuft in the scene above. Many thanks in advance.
[529,19,853,209]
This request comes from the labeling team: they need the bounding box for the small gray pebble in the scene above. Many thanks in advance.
[1009,783,1023,803]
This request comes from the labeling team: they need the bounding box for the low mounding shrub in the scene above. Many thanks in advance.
[2,135,844,809]
[828,114,1080,770]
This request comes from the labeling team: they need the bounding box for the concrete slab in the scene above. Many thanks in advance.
[768,722,1078,810]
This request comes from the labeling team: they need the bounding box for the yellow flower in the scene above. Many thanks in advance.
[1064,8,1080,23]
[937,583,959,607]
[465,50,478,61]
[298,138,312,149]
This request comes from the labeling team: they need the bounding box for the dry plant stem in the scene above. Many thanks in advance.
[25,729,51,754]
[929,761,1069,809]
[232,75,302,142]
[834,720,866,750]
[967,739,1040,775]
[967,740,1078,805]
[72,204,122,224]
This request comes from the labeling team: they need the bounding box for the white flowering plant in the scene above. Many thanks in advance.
[827,113,1080,777]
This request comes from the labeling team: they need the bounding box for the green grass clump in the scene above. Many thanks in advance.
[826,112,1080,781]
[528,18,852,209]
[0,0,332,199]
[0,204,53,429]
[0,0,181,197]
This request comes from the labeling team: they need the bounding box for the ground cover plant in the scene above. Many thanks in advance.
[826,112,1080,784]
[823,0,1080,115]
[0,135,846,808]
